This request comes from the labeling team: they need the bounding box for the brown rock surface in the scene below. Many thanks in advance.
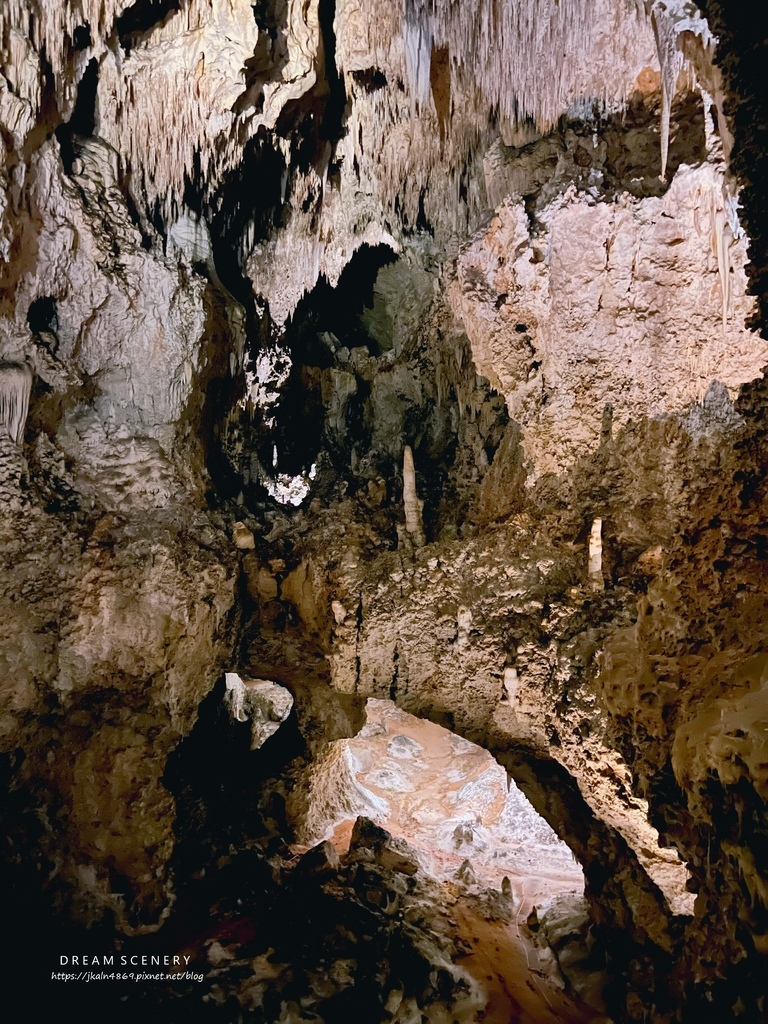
[1,1,768,1021]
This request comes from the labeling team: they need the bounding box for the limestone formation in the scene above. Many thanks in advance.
[1,1,768,1021]
[223,672,294,749]
[402,444,426,548]
[588,518,604,591]
[451,161,767,477]
[0,358,33,507]
[0,360,32,447]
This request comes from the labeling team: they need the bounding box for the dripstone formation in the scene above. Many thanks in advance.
[1,2,767,1022]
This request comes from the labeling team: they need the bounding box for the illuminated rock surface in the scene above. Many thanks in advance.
[1,1,768,1021]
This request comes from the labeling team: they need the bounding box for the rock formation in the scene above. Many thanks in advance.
[1,1,768,1021]
[401,444,426,548]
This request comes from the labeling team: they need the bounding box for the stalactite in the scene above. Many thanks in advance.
[403,0,432,112]
[650,5,682,182]
[0,361,33,446]
[645,0,718,180]
[695,182,734,331]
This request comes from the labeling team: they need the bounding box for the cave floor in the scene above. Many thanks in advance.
[453,894,600,1024]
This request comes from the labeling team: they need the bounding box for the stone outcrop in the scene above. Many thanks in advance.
[223,672,294,749]
[1,507,238,931]
[453,160,766,477]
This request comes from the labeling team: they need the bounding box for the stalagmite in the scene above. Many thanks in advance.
[232,521,256,550]
[503,666,520,705]
[588,518,604,591]
[403,444,426,548]
[457,858,477,886]
[0,361,33,446]
[457,606,473,648]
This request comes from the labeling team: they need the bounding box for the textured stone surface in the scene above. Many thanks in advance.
[2,1,768,1021]
[223,672,294,749]
[452,162,767,477]
[0,507,238,930]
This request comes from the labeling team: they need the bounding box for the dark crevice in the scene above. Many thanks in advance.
[72,23,92,50]
[267,0,348,178]
[117,167,156,249]
[182,282,250,505]
[350,67,387,93]
[317,0,347,142]
[20,55,60,163]
[27,296,59,335]
[389,647,400,701]
[207,135,287,306]
[416,188,433,235]
[250,0,281,36]
[115,0,185,51]
[55,58,99,173]
[164,677,304,879]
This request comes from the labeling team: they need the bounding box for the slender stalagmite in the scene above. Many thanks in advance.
[588,517,604,591]
[403,445,426,547]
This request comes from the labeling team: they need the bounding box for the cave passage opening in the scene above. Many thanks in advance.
[271,243,399,481]
[289,699,613,1021]
[296,698,584,900]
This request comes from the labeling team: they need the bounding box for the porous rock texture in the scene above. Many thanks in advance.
[2,1,768,1022]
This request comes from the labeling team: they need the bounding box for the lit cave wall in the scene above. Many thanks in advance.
[1,2,768,1022]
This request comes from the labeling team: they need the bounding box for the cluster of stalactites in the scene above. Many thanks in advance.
[0,360,32,446]
[401,0,647,131]
[0,0,123,128]
[0,0,118,77]
[0,0,260,217]
[400,0,718,181]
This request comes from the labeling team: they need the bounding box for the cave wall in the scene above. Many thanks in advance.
[1,1,768,1021]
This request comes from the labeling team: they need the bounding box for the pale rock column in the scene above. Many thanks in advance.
[0,359,33,509]
[588,518,604,591]
[402,445,426,548]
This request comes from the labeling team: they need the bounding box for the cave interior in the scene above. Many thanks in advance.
[1,1,768,1022]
